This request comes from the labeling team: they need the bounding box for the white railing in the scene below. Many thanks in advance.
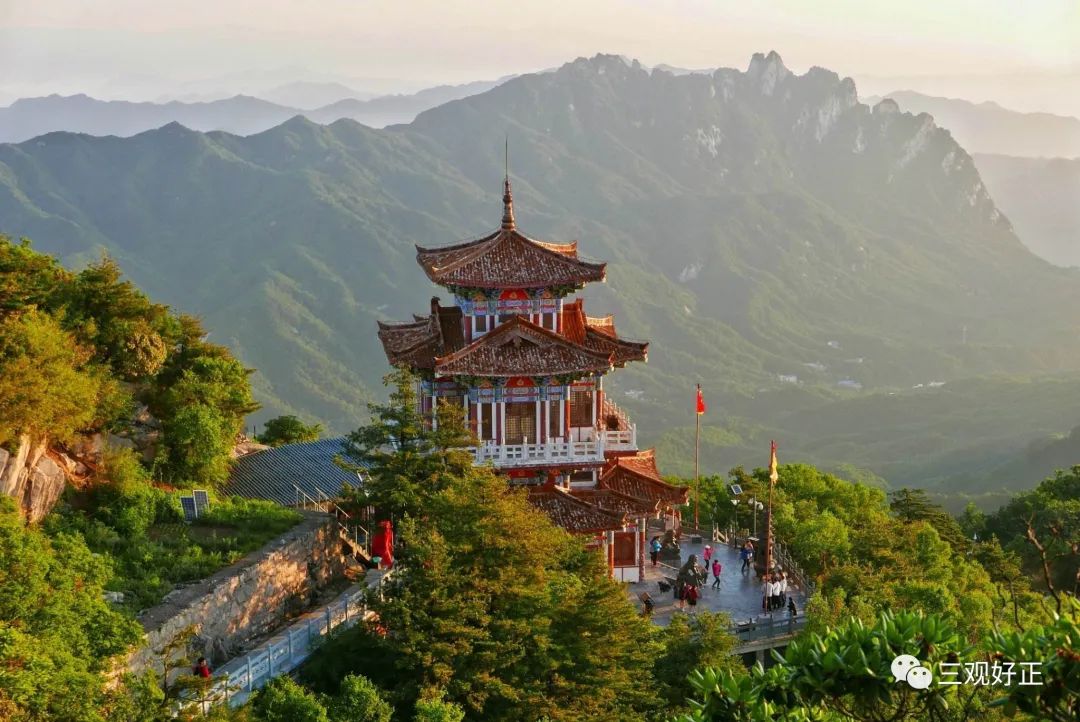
[180,585,368,710]
[599,427,637,451]
[474,437,606,466]
[179,571,392,712]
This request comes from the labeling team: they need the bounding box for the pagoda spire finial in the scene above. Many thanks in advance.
[501,136,515,230]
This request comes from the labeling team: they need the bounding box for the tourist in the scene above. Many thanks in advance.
[703,543,713,567]
[761,574,771,611]
[779,572,789,608]
[193,657,211,679]
[771,576,783,611]
[740,541,754,573]
[711,558,722,589]
[650,536,662,566]
[676,581,687,610]
[788,596,798,617]
[685,582,700,613]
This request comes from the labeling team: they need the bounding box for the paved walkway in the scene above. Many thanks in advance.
[626,537,806,628]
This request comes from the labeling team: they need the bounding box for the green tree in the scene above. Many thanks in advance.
[157,404,233,486]
[0,236,68,316]
[890,488,970,551]
[413,695,466,722]
[983,466,1080,598]
[337,368,475,519]
[0,496,142,721]
[0,310,122,446]
[64,256,177,381]
[251,677,329,722]
[652,612,742,711]
[325,674,392,722]
[257,415,324,447]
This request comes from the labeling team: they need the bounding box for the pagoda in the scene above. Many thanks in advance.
[377,171,688,581]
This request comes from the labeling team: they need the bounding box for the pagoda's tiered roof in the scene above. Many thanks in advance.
[415,178,605,290]
[600,450,690,506]
[377,298,465,370]
[561,300,648,366]
[416,230,605,290]
[568,487,660,516]
[433,316,614,377]
[527,486,626,533]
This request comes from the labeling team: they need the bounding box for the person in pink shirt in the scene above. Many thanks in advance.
[702,544,713,566]
[711,558,722,589]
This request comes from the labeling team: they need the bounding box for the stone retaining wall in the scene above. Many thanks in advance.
[126,510,346,681]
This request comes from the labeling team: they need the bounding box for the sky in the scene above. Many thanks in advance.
[2,0,1079,113]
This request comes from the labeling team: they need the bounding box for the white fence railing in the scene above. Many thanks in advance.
[474,437,606,466]
[600,427,636,451]
[180,575,388,711]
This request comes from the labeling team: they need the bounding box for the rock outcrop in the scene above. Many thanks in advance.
[0,435,67,523]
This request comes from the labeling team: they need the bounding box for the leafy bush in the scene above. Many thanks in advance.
[257,415,323,447]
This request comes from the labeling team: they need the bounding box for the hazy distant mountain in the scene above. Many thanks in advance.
[3,52,1080,493]
[0,78,511,142]
[882,91,1080,158]
[257,81,377,109]
[0,94,301,142]
[305,78,509,127]
[974,154,1080,267]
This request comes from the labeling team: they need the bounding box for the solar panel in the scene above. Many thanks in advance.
[729,484,743,496]
[180,496,198,521]
[193,489,210,516]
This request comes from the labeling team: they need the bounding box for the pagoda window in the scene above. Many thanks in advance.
[505,401,537,445]
[569,389,594,428]
[548,400,563,439]
[475,315,489,334]
[478,401,494,441]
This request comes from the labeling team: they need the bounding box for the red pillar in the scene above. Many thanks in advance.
[637,517,646,582]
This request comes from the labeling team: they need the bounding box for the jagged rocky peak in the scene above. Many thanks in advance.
[873,98,901,115]
[567,53,645,79]
[746,50,791,95]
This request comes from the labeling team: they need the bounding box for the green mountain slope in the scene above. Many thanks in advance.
[974,153,1080,268]
[2,53,1080,491]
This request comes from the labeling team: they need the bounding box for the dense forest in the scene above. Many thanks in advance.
[0,239,1076,720]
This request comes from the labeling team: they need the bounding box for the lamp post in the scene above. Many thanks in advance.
[730,499,739,534]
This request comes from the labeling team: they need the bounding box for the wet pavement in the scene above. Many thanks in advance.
[626,536,806,627]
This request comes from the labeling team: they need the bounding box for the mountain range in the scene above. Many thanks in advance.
[2,52,1079,499]
[973,154,1080,268]
[879,90,1080,158]
[0,78,507,143]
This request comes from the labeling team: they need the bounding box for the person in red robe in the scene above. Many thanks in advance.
[371,520,394,568]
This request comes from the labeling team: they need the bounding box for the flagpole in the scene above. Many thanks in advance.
[764,440,776,577]
[694,384,701,530]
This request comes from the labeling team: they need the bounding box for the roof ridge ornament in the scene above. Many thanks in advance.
[502,136,515,230]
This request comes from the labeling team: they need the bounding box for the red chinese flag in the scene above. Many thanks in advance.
[696,385,706,415]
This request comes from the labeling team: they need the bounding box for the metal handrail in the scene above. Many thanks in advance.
[292,485,369,556]
[177,571,393,712]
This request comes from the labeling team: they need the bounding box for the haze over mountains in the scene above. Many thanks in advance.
[0,78,508,143]
[2,52,1079,500]
[880,90,1080,158]
[877,91,1080,269]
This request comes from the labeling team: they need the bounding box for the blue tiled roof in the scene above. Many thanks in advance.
[225,438,367,507]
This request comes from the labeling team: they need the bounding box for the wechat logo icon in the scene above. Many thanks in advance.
[891,654,933,689]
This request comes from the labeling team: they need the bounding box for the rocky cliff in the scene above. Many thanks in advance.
[0,435,68,523]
